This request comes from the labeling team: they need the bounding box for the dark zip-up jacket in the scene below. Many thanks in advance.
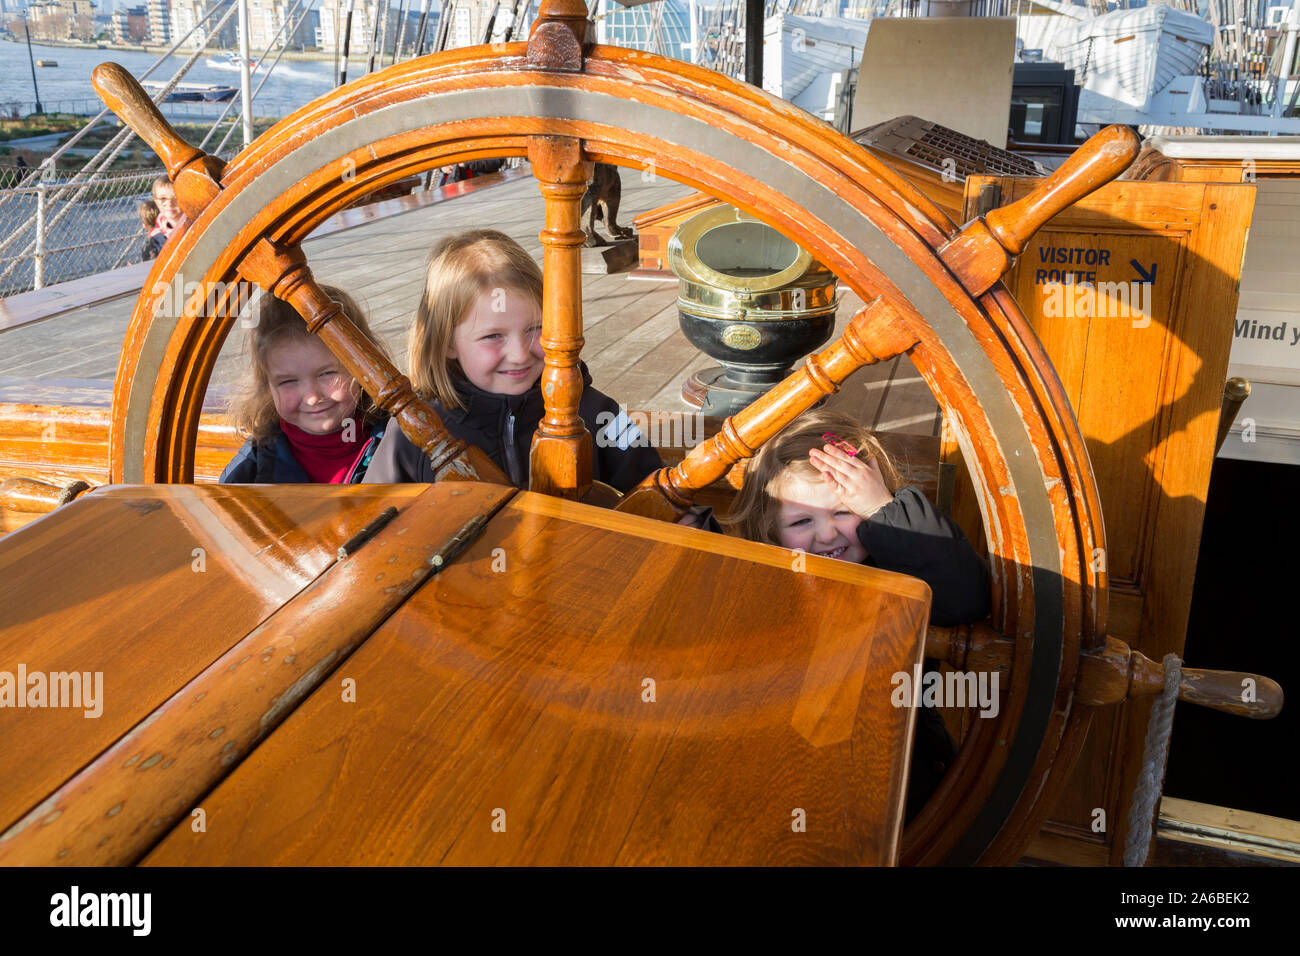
[219,420,387,484]
[362,366,664,492]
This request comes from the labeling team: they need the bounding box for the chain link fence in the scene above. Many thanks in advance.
[0,165,169,298]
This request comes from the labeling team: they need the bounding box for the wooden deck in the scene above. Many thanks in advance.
[0,168,941,437]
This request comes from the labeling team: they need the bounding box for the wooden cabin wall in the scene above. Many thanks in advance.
[948,176,1255,865]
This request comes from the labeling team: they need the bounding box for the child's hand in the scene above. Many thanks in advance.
[808,443,893,520]
[676,509,704,528]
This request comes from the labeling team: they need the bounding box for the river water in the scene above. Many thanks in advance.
[1,38,337,119]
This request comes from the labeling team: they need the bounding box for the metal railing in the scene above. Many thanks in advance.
[0,165,170,296]
[0,96,309,122]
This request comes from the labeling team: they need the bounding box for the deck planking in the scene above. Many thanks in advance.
[0,169,940,437]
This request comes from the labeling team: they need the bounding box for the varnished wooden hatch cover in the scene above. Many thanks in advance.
[0,483,931,866]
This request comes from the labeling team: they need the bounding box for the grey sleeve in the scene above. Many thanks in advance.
[362,420,433,483]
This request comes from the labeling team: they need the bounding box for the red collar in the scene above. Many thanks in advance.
[281,419,370,483]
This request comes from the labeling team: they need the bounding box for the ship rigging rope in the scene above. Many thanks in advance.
[1123,653,1183,867]
[207,0,317,157]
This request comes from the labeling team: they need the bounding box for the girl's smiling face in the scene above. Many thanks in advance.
[771,472,867,563]
[266,336,358,435]
[448,287,544,395]
[152,181,184,229]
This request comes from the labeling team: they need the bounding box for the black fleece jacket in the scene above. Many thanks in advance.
[858,484,991,627]
[362,365,663,492]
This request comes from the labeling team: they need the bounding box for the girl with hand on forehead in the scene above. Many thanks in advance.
[723,408,991,821]
[730,409,989,627]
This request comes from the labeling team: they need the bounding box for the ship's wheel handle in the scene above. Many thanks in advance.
[928,623,1283,719]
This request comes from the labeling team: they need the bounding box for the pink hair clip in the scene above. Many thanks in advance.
[821,432,858,457]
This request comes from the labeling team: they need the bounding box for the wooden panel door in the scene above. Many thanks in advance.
[947,177,1256,864]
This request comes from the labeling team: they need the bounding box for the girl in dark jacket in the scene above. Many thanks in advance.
[363,229,663,492]
[724,408,992,821]
[220,286,388,484]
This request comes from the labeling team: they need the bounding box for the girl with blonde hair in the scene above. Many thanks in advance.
[726,407,987,622]
[221,286,389,483]
[364,229,665,493]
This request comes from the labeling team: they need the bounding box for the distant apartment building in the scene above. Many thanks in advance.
[315,0,417,57]
[294,7,319,49]
[170,0,235,49]
[240,0,316,50]
[27,0,99,41]
[146,0,168,44]
[111,3,148,42]
[447,0,498,48]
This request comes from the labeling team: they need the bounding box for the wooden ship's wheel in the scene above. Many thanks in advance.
[67,1,1277,865]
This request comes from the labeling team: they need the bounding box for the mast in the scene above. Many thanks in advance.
[339,0,359,85]
[237,0,254,146]
[745,0,763,85]
[23,15,44,115]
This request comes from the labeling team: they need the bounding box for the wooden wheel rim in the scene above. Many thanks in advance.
[109,45,1105,864]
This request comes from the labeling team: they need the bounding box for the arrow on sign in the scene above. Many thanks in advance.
[1130,260,1158,284]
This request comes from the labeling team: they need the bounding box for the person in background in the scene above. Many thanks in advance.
[141,176,188,262]
[139,199,164,261]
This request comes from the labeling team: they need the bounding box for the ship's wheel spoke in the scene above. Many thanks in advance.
[527,136,595,499]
